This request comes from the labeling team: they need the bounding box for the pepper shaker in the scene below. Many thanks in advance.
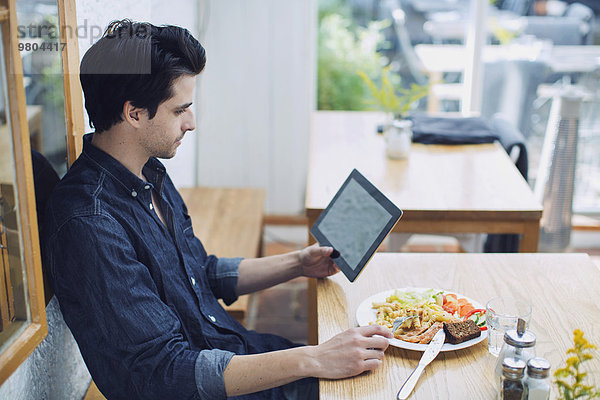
[499,357,526,400]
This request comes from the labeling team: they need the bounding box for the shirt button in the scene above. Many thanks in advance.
[144,185,150,190]
[208,315,216,323]
[149,203,153,210]
[131,190,137,197]
[190,277,196,286]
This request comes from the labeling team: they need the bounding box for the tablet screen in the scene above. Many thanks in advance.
[318,179,392,269]
[310,169,402,282]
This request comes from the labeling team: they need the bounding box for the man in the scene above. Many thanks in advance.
[43,20,392,400]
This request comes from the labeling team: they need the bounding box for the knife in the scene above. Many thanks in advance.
[397,328,446,400]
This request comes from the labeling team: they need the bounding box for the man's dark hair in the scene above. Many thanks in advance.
[80,19,206,133]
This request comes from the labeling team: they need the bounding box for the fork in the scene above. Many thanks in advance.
[392,315,418,332]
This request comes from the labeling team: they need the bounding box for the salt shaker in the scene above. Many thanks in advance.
[498,357,526,400]
[495,319,536,377]
[525,357,551,400]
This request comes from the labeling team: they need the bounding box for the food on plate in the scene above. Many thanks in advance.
[443,319,482,344]
[371,289,486,344]
[463,308,487,330]
[396,321,445,344]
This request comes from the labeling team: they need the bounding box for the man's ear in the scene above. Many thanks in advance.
[122,101,144,128]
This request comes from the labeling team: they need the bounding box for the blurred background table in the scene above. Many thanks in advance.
[317,252,600,399]
[415,44,600,114]
[305,111,542,344]
[415,44,600,75]
[306,111,542,251]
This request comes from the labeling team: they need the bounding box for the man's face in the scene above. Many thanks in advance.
[139,74,196,159]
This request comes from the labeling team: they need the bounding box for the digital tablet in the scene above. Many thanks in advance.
[310,169,403,282]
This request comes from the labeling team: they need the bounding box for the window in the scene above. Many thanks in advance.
[0,0,83,384]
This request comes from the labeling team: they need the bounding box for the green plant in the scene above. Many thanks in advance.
[554,329,600,399]
[318,0,351,23]
[358,66,429,119]
[317,13,388,110]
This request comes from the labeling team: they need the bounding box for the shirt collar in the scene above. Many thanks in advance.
[81,133,166,195]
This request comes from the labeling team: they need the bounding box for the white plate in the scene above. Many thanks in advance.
[356,287,488,352]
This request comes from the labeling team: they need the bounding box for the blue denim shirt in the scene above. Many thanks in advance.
[43,134,296,400]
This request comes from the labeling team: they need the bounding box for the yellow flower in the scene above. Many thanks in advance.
[554,330,599,400]
[566,356,579,368]
[584,342,598,351]
[582,354,594,361]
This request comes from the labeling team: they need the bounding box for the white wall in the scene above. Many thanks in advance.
[195,0,317,214]
[0,299,91,399]
[76,0,318,213]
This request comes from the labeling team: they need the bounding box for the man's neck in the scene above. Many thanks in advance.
[91,128,148,180]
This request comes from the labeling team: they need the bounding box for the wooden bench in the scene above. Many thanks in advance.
[179,187,265,323]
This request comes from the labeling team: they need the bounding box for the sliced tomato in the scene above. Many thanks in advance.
[459,304,475,317]
[457,298,470,306]
[445,294,458,302]
[463,308,486,320]
[443,302,458,314]
[443,294,459,315]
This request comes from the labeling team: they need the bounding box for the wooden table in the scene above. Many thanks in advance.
[306,111,542,250]
[317,253,600,399]
[305,111,543,343]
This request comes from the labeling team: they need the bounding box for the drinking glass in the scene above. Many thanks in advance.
[485,296,532,356]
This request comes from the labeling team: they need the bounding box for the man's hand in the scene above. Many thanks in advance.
[308,325,393,379]
[298,243,340,278]
[223,325,393,396]
[237,243,340,296]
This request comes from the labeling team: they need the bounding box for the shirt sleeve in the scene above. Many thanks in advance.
[195,349,235,399]
[206,257,242,306]
[47,214,203,400]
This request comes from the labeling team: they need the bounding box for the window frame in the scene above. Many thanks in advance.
[0,0,84,385]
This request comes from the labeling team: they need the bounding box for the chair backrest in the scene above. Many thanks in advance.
[481,59,548,139]
[565,2,595,44]
[31,150,60,228]
[565,3,594,22]
[31,150,60,304]
[384,0,429,86]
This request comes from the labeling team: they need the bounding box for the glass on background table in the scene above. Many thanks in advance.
[305,111,543,345]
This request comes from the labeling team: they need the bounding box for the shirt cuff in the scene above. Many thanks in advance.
[215,257,242,278]
[195,349,235,400]
[211,257,242,305]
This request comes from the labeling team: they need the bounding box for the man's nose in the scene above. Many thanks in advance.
[184,109,195,132]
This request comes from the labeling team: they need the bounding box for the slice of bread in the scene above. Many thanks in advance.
[443,320,481,344]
